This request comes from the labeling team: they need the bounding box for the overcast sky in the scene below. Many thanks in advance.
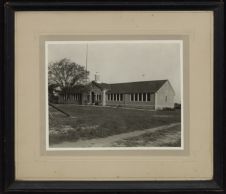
[47,41,182,103]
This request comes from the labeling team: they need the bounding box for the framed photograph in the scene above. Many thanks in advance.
[46,39,183,150]
[2,0,224,193]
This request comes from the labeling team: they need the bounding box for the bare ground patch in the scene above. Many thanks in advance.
[112,125,181,147]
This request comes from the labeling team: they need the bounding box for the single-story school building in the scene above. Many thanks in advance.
[58,79,175,110]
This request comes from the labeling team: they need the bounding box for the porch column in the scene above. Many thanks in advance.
[102,90,106,106]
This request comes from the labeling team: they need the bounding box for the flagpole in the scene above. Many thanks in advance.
[85,44,88,84]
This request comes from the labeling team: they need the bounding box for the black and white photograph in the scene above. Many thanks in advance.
[47,40,183,150]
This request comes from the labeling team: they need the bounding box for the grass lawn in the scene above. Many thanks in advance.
[49,104,181,146]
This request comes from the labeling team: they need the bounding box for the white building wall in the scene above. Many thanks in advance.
[155,80,175,110]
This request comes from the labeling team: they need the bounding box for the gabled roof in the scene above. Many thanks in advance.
[60,80,169,94]
[92,80,168,94]
[91,81,110,90]
[106,80,167,93]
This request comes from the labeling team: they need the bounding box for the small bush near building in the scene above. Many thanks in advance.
[162,107,175,111]
[174,103,181,109]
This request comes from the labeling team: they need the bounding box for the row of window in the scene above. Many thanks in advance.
[62,93,152,102]
[107,93,151,102]
[107,93,123,101]
[62,93,81,101]
[130,93,151,102]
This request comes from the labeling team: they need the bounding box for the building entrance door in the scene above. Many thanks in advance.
[91,92,95,104]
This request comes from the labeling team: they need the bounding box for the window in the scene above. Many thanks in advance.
[114,94,116,101]
[120,94,123,101]
[99,95,102,101]
[117,94,119,101]
[139,93,142,101]
[111,94,113,101]
[165,96,167,102]
[131,94,134,101]
[143,93,146,101]
[147,93,151,101]
[135,93,138,101]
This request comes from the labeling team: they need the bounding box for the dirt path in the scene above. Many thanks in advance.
[51,122,180,148]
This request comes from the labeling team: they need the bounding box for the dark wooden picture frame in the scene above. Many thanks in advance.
[1,0,224,193]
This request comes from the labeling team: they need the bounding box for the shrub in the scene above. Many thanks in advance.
[162,107,174,111]
[174,103,181,109]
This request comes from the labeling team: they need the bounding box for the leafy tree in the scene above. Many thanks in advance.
[48,58,89,90]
